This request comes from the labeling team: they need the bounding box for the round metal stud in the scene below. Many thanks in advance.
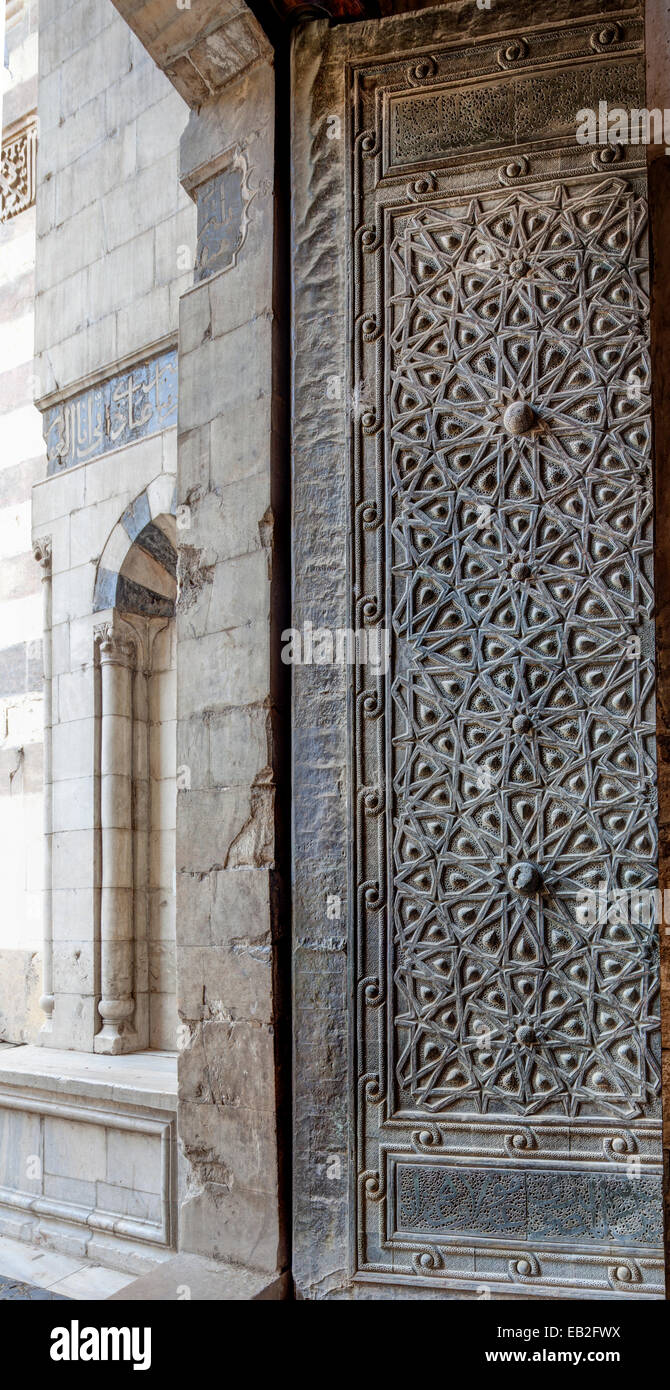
[515,1025,535,1046]
[507,861,542,894]
[503,401,535,435]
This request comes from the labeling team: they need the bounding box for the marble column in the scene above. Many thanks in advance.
[33,536,53,1038]
[132,646,150,1053]
[94,620,138,1055]
[122,612,170,1053]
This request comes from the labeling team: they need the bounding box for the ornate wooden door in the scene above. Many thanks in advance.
[292,2,664,1299]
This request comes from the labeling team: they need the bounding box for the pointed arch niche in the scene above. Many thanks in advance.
[93,476,177,1054]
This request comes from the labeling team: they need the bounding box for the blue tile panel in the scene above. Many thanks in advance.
[44,348,177,474]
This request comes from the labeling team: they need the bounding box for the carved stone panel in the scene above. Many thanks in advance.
[292,2,663,1300]
[396,1164,663,1247]
[0,116,37,224]
[43,348,177,474]
[193,152,252,283]
[388,62,642,169]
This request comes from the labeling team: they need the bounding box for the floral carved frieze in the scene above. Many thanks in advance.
[389,61,643,170]
[43,348,177,474]
[0,117,37,224]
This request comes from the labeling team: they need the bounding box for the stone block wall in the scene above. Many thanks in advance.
[0,0,44,1043]
[175,55,289,1277]
[35,0,194,394]
[5,0,290,1278]
[31,0,195,1052]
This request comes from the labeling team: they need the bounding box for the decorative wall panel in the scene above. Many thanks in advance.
[388,184,656,1122]
[395,1164,663,1246]
[193,152,252,283]
[43,348,177,474]
[388,62,642,168]
[0,116,37,224]
[292,2,663,1300]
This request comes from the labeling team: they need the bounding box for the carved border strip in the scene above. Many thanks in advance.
[0,116,37,224]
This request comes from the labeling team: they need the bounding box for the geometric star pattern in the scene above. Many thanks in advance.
[389,180,660,1117]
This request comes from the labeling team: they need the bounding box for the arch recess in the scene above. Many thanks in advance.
[93,476,177,617]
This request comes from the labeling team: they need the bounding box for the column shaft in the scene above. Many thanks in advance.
[34,537,53,1036]
[94,624,137,1054]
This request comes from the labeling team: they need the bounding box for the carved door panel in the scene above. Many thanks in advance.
[292,3,664,1299]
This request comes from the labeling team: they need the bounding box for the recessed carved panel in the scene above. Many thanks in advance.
[193,152,252,283]
[389,62,642,167]
[389,183,658,1120]
[396,1163,663,1246]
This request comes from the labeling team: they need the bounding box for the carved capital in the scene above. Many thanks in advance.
[33,536,52,570]
[94,620,136,666]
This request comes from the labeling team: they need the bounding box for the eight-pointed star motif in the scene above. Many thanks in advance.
[390,181,659,1117]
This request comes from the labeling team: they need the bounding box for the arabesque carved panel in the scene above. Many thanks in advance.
[0,118,36,224]
[396,1163,663,1245]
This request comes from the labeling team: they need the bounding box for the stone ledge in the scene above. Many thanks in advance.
[107,1252,289,1301]
[0,1047,178,1274]
[0,1045,177,1111]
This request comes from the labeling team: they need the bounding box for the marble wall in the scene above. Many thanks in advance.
[31,0,194,1054]
[0,0,44,1044]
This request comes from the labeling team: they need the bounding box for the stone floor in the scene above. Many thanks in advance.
[0,1235,136,1300]
[0,1276,69,1300]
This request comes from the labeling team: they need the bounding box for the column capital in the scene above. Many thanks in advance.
[119,612,171,678]
[33,535,52,570]
[94,620,137,667]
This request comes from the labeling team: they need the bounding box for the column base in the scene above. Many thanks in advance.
[94,1025,139,1055]
[38,1019,54,1045]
